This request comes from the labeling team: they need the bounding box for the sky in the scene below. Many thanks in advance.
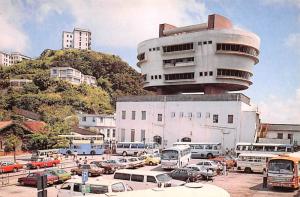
[0,0,299,124]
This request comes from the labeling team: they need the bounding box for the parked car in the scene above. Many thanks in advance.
[26,157,60,169]
[0,161,24,173]
[18,171,59,187]
[90,161,117,174]
[71,164,105,177]
[210,156,236,168]
[57,178,132,197]
[117,158,130,168]
[186,164,215,179]
[127,157,143,168]
[196,159,222,172]
[143,154,161,166]
[44,168,71,182]
[169,168,202,182]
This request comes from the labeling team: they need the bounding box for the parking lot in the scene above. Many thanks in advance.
[1,155,300,197]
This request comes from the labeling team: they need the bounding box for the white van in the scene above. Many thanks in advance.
[113,169,185,190]
[237,153,278,173]
[57,177,130,197]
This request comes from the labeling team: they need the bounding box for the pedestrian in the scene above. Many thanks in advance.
[84,156,88,164]
[223,163,227,176]
[263,168,267,188]
[76,159,80,167]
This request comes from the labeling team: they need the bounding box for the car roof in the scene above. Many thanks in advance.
[65,177,123,185]
[115,169,167,176]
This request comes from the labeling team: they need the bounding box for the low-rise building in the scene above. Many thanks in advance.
[116,93,260,150]
[78,114,116,141]
[9,79,32,87]
[50,67,96,86]
[257,124,300,145]
[62,28,91,50]
[0,51,31,67]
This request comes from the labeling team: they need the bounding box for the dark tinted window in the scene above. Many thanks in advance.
[131,174,144,182]
[147,176,157,183]
[114,173,130,180]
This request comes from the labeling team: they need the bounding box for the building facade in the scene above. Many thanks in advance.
[50,67,96,86]
[257,124,300,145]
[116,14,261,150]
[62,28,91,50]
[78,114,116,141]
[0,51,31,67]
[116,94,259,150]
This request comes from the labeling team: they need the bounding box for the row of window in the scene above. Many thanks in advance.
[120,129,146,142]
[163,43,193,53]
[216,43,259,57]
[198,40,213,45]
[163,57,194,65]
[165,72,194,81]
[170,112,233,124]
[217,69,252,80]
[66,34,73,38]
[149,47,160,52]
[151,75,162,80]
[199,71,213,77]
[122,111,146,120]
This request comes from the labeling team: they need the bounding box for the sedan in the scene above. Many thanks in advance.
[44,169,71,182]
[71,164,105,177]
[186,164,215,179]
[0,161,24,173]
[18,172,59,187]
[90,161,116,174]
[169,168,202,182]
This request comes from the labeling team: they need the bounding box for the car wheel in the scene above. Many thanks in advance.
[19,181,24,186]
[88,172,92,177]
[13,168,18,173]
[207,153,213,159]
[149,161,153,166]
[244,167,252,173]
[122,151,127,156]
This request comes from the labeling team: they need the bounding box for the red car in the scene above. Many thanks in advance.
[0,161,24,173]
[18,171,59,186]
[27,158,60,169]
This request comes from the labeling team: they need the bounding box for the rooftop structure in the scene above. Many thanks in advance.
[0,51,31,67]
[62,28,91,50]
[137,14,260,94]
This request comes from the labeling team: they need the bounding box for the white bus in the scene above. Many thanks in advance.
[161,145,191,170]
[116,142,159,156]
[31,149,60,160]
[235,142,293,156]
[237,153,278,173]
[173,142,221,158]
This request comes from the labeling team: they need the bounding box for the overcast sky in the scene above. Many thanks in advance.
[0,0,299,124]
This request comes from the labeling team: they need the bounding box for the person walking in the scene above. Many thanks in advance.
[84,156,88,164]
[223,162,227,176]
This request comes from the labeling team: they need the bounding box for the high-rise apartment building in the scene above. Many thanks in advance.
[62,28,91,50]
[0,51,31,67]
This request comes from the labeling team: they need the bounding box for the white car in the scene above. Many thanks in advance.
[186,164,215,178]
[57,178,132,197]
[196,159,222,171]
[127,157,143,168]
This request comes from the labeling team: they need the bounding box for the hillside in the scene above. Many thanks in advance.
[0,49,150,127]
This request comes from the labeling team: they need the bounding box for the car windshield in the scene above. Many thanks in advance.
[268,159,294,174]
[118,159,127,163]
[161,150,178,160]
[128,158,137,162]
[156,174,172,182]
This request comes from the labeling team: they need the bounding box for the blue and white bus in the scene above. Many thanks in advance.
[59,135,105,155]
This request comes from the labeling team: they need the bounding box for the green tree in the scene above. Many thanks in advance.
[33,72,52,91]
[4,134,22,162]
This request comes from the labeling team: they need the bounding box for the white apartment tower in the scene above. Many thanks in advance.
[116,14,261,150]
[62,28,91,50]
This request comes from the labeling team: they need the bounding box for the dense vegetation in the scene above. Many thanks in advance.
[0,49,150,151]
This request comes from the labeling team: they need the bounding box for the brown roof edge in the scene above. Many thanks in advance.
[159,23,177,37]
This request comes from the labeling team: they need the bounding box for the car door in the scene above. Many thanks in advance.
[27,173,37,185]
[179,169,188,181]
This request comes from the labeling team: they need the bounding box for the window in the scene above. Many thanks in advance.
[151,75,153,80]
[213,114,218,123]
[131,111,136,120]
[156,47,160,51]
[155,75,157,79]
[92,117,96,122]
[131,129,135,142]
[149,48,152,51]
[204,72,208,76]
[107,129,110,138]
[208,41,212,44]
[206,112,210,118]
[228,115,233,124]
[277,133,283,139]
[163,43,193,53]
[114,173,130,180]
[165,72,194,81]
[131,174,144,182]
[121,129,125,142]
[112,129,116,138]
[158,114,163,121]
[141,111,146,120]
[52,69,57,74]
[187,112,193,118]
[197,112,201,118]
[180,112,184,118]
[198,42,202,45]
[159,75,162,79]
[163,57,194,65]
[122,111,126,119]
[209,71,213,76]
[288,134,293,140]
[146,176,157,183]
[216,43,259,57]
[141,130,145,142]
[89,185,109,194]
[82,117,87,122]
[171,112,175,118]
[217,69,252,80]
[199,72,203,76]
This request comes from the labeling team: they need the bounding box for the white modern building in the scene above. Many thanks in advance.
[50,67,97,86]
[0,51,31,67]
[116,94,259,150]
[257,124,300,145]
[62,28,91,50]
[78,114,116,141]
[116,14,261,150]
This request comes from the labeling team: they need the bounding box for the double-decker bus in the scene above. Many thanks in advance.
[173,142,221,158]
[116,142,159,156]
[59,135,104,155]
[161,145,191,170]
[268,155,300,189]
[235,142,293,156]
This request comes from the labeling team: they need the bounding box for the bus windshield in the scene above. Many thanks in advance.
[156,174,172,182]
[161,150,178,160]
[268,159,294,174]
